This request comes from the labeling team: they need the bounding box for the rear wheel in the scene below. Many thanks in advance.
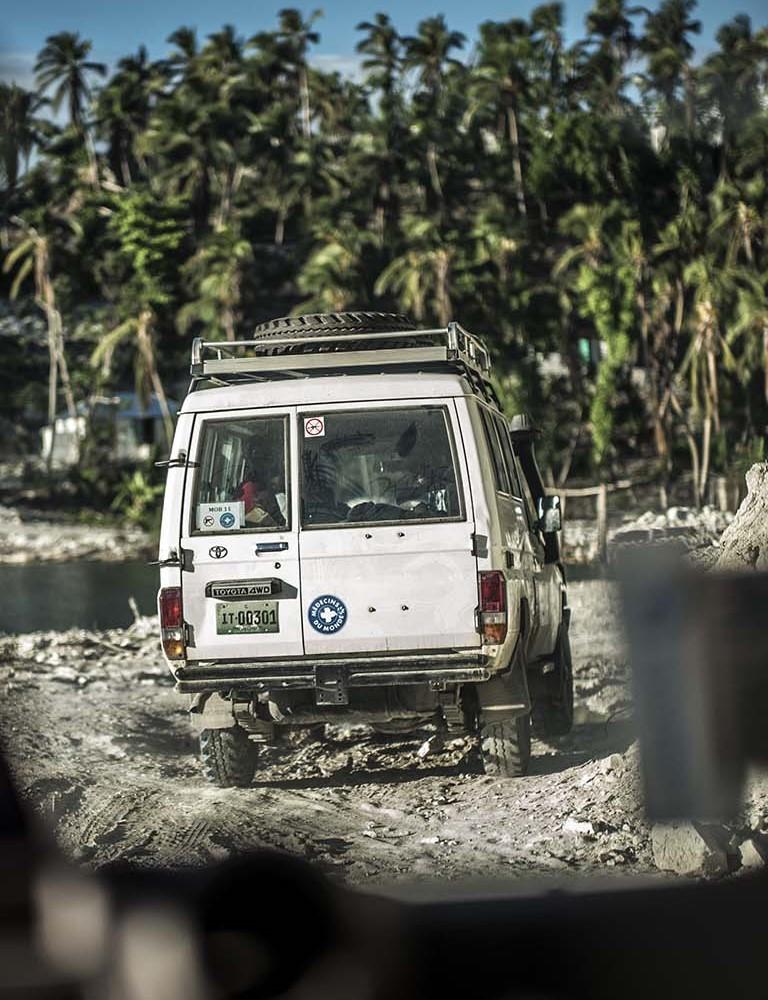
[531,626,574,738]
[200,727,258,788]
[480,713,531,778]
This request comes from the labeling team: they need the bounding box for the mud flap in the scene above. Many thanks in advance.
[188,692,236,731]
[476,662,531,721]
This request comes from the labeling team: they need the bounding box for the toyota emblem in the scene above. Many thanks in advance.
[209,545,228,559]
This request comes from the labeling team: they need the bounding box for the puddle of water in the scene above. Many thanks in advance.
[0,561,158,633]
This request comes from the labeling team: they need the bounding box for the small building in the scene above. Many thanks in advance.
[41,392,179,468]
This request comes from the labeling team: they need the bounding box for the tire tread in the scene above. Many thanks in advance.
[200,727,258,788]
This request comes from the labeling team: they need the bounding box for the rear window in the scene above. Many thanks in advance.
[193,417,289,532]
[301,407,462,527]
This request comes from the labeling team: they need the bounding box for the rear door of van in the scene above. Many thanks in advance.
[297,400,480,656]
[179,407,304,661]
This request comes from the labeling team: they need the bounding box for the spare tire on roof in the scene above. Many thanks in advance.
[253,311,417,338]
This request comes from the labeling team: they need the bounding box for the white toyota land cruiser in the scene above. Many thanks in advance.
[157,312,572,786]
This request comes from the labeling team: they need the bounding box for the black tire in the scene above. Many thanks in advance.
[480,713,531,778]
[253,311,416,338]
[531,626,574,738]
[200,727,258,788]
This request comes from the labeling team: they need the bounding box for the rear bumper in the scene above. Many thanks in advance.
[174,651,490,694]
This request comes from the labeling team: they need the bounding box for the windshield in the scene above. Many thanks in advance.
[300,407,462,526]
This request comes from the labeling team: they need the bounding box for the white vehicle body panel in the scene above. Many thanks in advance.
[298,398,479,656]
[158,369,563,678]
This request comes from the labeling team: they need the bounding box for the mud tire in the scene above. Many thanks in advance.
[531,626,574,738]
[253,311,416,338]
[480,713,531,778]
[200,727,258,788]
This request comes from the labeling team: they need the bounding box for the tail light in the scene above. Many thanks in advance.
[159,587,186,660]
[479,571,507,644]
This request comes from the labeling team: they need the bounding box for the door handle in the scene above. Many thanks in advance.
[254,542,289,554]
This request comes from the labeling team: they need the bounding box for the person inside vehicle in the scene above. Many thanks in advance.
[234,449,285,527]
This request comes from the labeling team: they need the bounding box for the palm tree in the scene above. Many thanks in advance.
[678,253,759,495]
[178,226,254,341]
[470,19,535,217]
[35,32,107,130]
[403,16,466,210]
[700,16,767,177]
[375,216,455,325]
[93,189,186,447]
[0,84,47,210]
[3,217,78,469]
[268,8,323,139]
[95,47,167,185]
[35,32,106,185]
[582,0,640,114]
[638,0,701,136]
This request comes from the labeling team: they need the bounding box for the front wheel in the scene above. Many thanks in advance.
[480,713,531,778]
[200,727,258,788]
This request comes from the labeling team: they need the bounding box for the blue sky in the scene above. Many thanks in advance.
[1,0,766,88]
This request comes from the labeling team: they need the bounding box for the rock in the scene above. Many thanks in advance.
[738,838,767,869]
[563,817,595,838]
[715,463,768,570]
[600,753,625,775]
[50,666,80,685]
[651,822,729,876]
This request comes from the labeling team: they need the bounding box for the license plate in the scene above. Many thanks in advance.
[216,601,279,634]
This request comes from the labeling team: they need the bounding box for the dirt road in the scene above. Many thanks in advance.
[0,580,654,885]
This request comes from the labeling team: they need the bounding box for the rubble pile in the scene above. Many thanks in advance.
[1,615,168,691]
[0,506,153,564]
[610,505,733,566]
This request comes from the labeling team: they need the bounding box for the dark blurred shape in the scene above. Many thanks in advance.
[619,547,768,820]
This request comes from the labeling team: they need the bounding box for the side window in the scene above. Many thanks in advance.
[193,417,289,532]
[514,454,540,531]
[493,414,522,498]
[479,407,510,494]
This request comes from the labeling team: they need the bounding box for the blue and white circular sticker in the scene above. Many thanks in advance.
[219,511,236,529]
[308,595,348,634]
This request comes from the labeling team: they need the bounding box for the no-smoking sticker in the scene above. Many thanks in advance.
[304,416,325,438]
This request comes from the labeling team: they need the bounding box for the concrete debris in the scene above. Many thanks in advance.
[651,822,729,877]
[562,818,595,838]
[738,838,767,869]
[714,463,768,571]
[610,506,733,566]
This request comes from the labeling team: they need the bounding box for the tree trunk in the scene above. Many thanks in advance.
[137,309,174,449]
[435,251,452,326]
[699,412,712,503]
[426,143,443,202]
[300,66,311,139]
[506,106,527,218]
[223,305,235,343]
[275,208,286,246]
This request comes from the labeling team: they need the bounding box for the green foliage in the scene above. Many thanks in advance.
[111,470,164,528]
[2,5,768,500]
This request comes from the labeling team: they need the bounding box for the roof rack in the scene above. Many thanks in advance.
[190,322,492,383]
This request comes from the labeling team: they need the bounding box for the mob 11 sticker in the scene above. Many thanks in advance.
[197,501,244,531]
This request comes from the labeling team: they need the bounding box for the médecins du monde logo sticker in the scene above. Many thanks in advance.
[308,594,348,634]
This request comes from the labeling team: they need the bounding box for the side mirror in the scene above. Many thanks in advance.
[537,494,561,533]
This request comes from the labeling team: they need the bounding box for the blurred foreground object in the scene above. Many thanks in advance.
[620,547,768,820]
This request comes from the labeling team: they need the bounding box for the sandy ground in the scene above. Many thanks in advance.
[0,580,663,887]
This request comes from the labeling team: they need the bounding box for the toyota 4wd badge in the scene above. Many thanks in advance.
[308,595,347,634]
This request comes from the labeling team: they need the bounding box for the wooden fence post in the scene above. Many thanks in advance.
[596,483,608,563]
